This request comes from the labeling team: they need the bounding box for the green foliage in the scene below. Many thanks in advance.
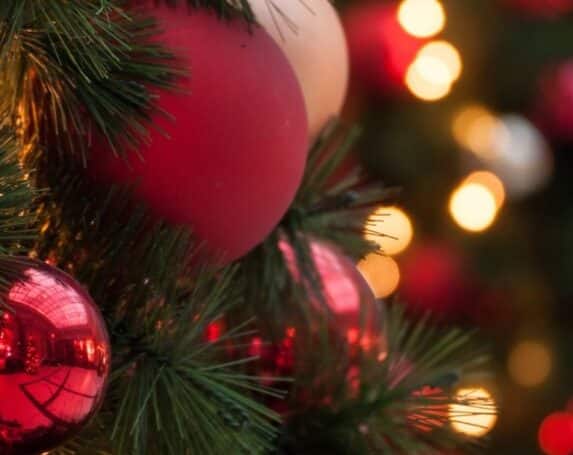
[276,305,492,454]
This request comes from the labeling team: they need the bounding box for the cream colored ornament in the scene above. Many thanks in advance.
[249,0,349,138]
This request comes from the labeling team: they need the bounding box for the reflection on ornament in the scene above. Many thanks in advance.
[449,387,497,437]
[405,40,462,101]
[365,206,414,256]
[508,340,552,388]
[463,171,506,209]
[538,412,573,455]
[449,182,498,232]
[0,259,110,454]
[357,253,401,298]
[398,0,446,38]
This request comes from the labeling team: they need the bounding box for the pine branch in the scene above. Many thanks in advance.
[276,305,492,454]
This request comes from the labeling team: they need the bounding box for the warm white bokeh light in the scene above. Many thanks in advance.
[405,41,462,101]
[508,341,552,388]
[463,171,506,209]
[452,105,501,159]
[450,388,498,437]
[365,206,414,256]
[398,0,446,38]
[357,254,401,298]
[449,182,498,232]
[420,41,462,81]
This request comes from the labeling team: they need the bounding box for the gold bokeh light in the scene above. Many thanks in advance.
[449,182,498,232]
[398,0,446,38]
[450,387,498,437]
[365,206,414,256]
[463,171,506,209]
[452,105,502,159]
[357,254,401,299]
[508,340,552,388]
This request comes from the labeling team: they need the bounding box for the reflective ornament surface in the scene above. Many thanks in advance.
[0,260,110,454]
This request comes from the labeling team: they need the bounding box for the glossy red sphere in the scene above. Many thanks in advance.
[0,260,110,454]
[90,4,309,264]
[539,412,573,455]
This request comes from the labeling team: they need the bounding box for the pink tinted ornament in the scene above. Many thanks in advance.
[248,0,349,138]
[538,412,573,455]
[535,61,573,143]
[0,259,110,454]
[90,4,309,264]
[344,3,425,95]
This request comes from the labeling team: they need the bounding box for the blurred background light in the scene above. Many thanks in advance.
[508,340,552,388]
[463,171,506,209]
[357,254,401,298]
[449,182,498,232]
[398,0,446,38]
[449,387,498,437]
[365,206,414,256]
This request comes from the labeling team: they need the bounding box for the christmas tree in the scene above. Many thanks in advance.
[3,0,571,454]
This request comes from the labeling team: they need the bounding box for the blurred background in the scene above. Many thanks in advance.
[336,0,573,453]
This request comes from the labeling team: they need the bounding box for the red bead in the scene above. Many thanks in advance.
[539,412,573,455]
[90,5,309,263]
[0,260,110,454]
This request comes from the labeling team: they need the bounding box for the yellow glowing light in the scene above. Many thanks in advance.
[405,61,452,101]
[449,182,498,232]
[405,41,462,102]
[463,171,506,209]
[365,206,414,256]
[420,41,463,81]
[508,341,552,388]
[398,0,446,38]
[357,254,400,298]
[449,388,497,437]
[452,105,502,159]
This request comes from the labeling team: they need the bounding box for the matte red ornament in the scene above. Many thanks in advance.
[0,260,110,454]
[344,3,425,95]
[502,0,573,16]
[534,61,573,143]
[90,4,309,263]
[538,412,573,455]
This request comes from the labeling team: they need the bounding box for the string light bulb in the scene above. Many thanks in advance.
[365,206,414,256]
[463,171,506,209]
[450,387,498,437]
[449,182,498,232]
[398,0,446,38]
[357,254,401,298]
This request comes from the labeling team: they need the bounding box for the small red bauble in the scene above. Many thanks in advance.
[344,3,424,95]
[502,0,573,16]
[538,412,573,455]
[400,243,468,319]
[535,61,573,143]
[90,4,309,263]
[0,259,110,454]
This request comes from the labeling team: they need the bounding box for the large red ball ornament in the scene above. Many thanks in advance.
[344,3,425,95]
[535,61,573,143]
[248,0,349,138]
[538,412,573,455]
[90,4,309,263]
[0,259,110,454]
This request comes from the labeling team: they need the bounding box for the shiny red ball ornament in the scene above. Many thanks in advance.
[538,412,573,455]
[344,3,425,95]
[0,259,110,454]
[90,4,309,263]
[534,61,573,143]
[502,0,573,16]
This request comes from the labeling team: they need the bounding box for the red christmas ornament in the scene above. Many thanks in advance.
[0,259,110,454]
[538,412,573,455]
[534,61,573,143]
[344,3,425,95]
[90,4,309,264]
[400,243,469,319]
[502,0,573,16]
